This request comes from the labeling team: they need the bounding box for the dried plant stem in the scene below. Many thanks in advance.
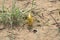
[1,0,4,24]
[12,0,16,13]
[49,11,60,33]
[10,0,16,29]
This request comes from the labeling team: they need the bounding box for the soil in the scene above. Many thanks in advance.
[0,0,60,40]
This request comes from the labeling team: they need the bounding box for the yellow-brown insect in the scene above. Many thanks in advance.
[27,12,34,26]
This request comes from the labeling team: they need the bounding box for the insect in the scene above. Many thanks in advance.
[27,12,34,26]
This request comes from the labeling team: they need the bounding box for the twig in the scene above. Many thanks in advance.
[48,11,60,33]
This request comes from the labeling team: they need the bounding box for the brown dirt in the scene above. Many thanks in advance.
[0,0,60,40]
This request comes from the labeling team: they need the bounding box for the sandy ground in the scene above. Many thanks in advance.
[0,0,60,40]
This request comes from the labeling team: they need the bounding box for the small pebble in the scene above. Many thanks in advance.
[33,29,37,33]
